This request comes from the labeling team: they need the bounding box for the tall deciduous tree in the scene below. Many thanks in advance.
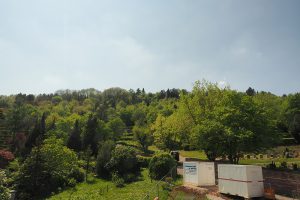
[133,125,153,152]
[181,81,276,163]
[107,117,126,141]
[285,93,300,143]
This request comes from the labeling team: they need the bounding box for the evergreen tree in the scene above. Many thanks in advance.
[67,120,82,152]
[246,87,256,96]
[25,119,40,150]
[83,115,99,155]
[40,112,46,136]
[25,113,47,153]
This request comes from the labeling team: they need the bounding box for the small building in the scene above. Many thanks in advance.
[218,164,264,198]
[183,162,215,186]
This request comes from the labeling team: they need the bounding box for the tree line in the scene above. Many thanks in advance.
[0,81,299,199]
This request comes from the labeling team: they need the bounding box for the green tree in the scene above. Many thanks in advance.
[133,125,153,152]
[96,140,115,178]
[180,81,276,163]
[107,117,126,141]
[246,87,256,96]
[67,120,82,152]
[285,93,300,143]
[191,120,226,161]
[216,91,275,163]
[16,137,79,199]
[152,114,185,150]
[149,153,176,180]
[84,146,92,182]
[24,113,47,153]
[82,115,99,155]
[106,145,139,176]
[290,114,300,143]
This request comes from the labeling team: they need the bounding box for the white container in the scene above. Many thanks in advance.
[218,164,264,198]
[183,162,215,186]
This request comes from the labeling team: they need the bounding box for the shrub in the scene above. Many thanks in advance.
[123,173,137,183]
[69,168,85,183]
[292,163,298,171]
[149,153,177,180]
[111,173,125,188]
[0,150,15,168]
[106,145,139,176]
[67,178,77,187]
[6,159,20,186]
[137,155,151,168]
[280,161,287,169]
[0,170,10,200]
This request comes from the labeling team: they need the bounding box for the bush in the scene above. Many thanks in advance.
[111,173,125,188]
[67,178,77,187]
[0,150,15,168]
[0,170,10,200]
[292,163,298,171]
[6,159,20,186]
[69,168,85,183]
[123,173,137,183]
[106,145,139,176]
[149,153,177,180]
[137,155,151,168]
[280,161,287,169]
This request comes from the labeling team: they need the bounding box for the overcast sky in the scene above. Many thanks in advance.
[0,0,299,95]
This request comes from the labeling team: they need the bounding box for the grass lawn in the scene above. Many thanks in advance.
[48,169,182,200]
[148,145,165,154]
[179,150,208,160]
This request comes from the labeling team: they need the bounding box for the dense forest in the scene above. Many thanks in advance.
[0,80,299,199]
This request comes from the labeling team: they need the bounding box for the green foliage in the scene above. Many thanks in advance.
[68,168,85,183]
[179,81,278,163]
[149,153,176,180]
[25,113,47,152]
[2,84,299,198]
[0,170,10,200]
[67,120,82,152]
[107,117,126,141]
[152,114,180,150]
[48,169,171,200]
[16,137,79,199]
[51,96,63,105]
[96,140,115,178]
[133,125,153,152]
[106,145,139,176]
[111,172,125,188]
[285,93,300,143]
[191,120,226,160]
[137,155,152,168]
[82,115,100,155]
